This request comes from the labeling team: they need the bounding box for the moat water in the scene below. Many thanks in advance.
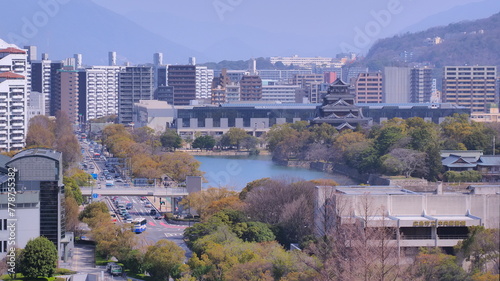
[195,155,358,190]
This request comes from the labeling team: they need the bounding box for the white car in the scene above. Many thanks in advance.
[144,203,152,208]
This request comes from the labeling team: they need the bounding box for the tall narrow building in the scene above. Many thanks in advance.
[442,66,497,112]
[0,39,29,151]
[195,66,214,99]
[354,72,383,103]
[410,67,433,103]
[240,75,262,101]
[84,66,124,121]
[118,66,153,124]
[168,65,196,105]
[383,67,410,103]
[31,58,63,116]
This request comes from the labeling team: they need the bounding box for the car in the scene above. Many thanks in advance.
[144,202,152,208]
[140,197,146,201]
[154,213,163,220]
[115,178,123,183]
[125,218,133,224]
[124,213,132,220]
[150,209,157,215]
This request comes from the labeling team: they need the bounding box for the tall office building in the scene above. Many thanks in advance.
[118,66,153,124]
[442,66,497,113]
[354,72,383,103]
[0,39,29,151]
[195,66,214,99]
[410,67,433,103]
[167,65,196,105]
[108,51,117,66]
[240,75,262,101]
[84,66,125,121]
[383,67,411,103]
[2,148,69,260]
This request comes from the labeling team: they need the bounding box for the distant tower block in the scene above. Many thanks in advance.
[42,53,49,60]
[154,52,163,66]
[74,53,82,68]
[248,58,257,75]
[24,45,37,62]
[109,51,117,66]
[189,57,196,65]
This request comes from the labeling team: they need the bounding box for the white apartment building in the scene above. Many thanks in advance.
[226,82,241,103]
[0,39,28,151]
[85,66,125,121]
[270,55,341,67]
[262,80,300,103]
[195,66,214,99]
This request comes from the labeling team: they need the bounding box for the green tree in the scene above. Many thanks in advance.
[455,226,500,274]
[221,128,250,150]
[160,129,183,151]
[411,247,469,281]
[232,222,276,243]
[79,201,109,221]
[143,240,185,281]
[63,176,84,205]
[192,135,216,151]
[20,237,57,278]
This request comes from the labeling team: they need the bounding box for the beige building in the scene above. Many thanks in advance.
[442,66,497,113]
[315,185,500,252]
[354,72,383,103]
[58,68,79,124]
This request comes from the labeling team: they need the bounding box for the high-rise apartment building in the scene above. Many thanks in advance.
[211,69,231,104]
[410,67,433,103]
[118,66,153,124]
[442,66,497,113]
[383,67,411,103]
[195,66,214,99]
[84,66,124,121]
[0,39,29,151]
[240,75,262,101]
[354,72,383,103]
[168,65,196,105]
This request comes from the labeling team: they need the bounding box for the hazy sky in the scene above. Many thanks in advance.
[2,0,498,64]
[88,0,496,60]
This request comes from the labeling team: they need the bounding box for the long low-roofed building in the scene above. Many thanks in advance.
[315,185,499,255]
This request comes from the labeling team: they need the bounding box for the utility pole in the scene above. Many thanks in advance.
[493,136,496,155]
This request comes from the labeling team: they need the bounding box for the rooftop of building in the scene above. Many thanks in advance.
[9,148,62,162]
[135,100,174,109]
[321,185,422,196]
[0,72,25,79]
[0,47,26,54]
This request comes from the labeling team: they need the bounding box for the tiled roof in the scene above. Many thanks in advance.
[0,47,26,54]
[477,156,500,166]
[0,72,25,79]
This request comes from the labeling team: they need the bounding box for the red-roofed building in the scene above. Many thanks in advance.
[0,47,27,54]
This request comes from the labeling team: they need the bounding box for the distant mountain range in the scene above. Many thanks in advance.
[361,12,500,70]
[0,0,499,65]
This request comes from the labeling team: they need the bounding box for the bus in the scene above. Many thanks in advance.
[133,218,147,233]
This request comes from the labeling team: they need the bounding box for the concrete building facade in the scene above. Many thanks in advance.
[118,66,154,124]
[239,75,262,101]
[383,67,411,103]
[195,66,214,99]
[315,185,500,252]
[442,66,497,113]
[168,65,196,105]
[84,66,124,121]
[410,67,433,103]
[354,72,383,103]
[262,80,300,103]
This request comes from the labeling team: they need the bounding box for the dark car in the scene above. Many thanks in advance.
[150,209,157,215]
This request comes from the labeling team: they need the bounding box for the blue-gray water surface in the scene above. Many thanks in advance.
[195,155,358,190]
